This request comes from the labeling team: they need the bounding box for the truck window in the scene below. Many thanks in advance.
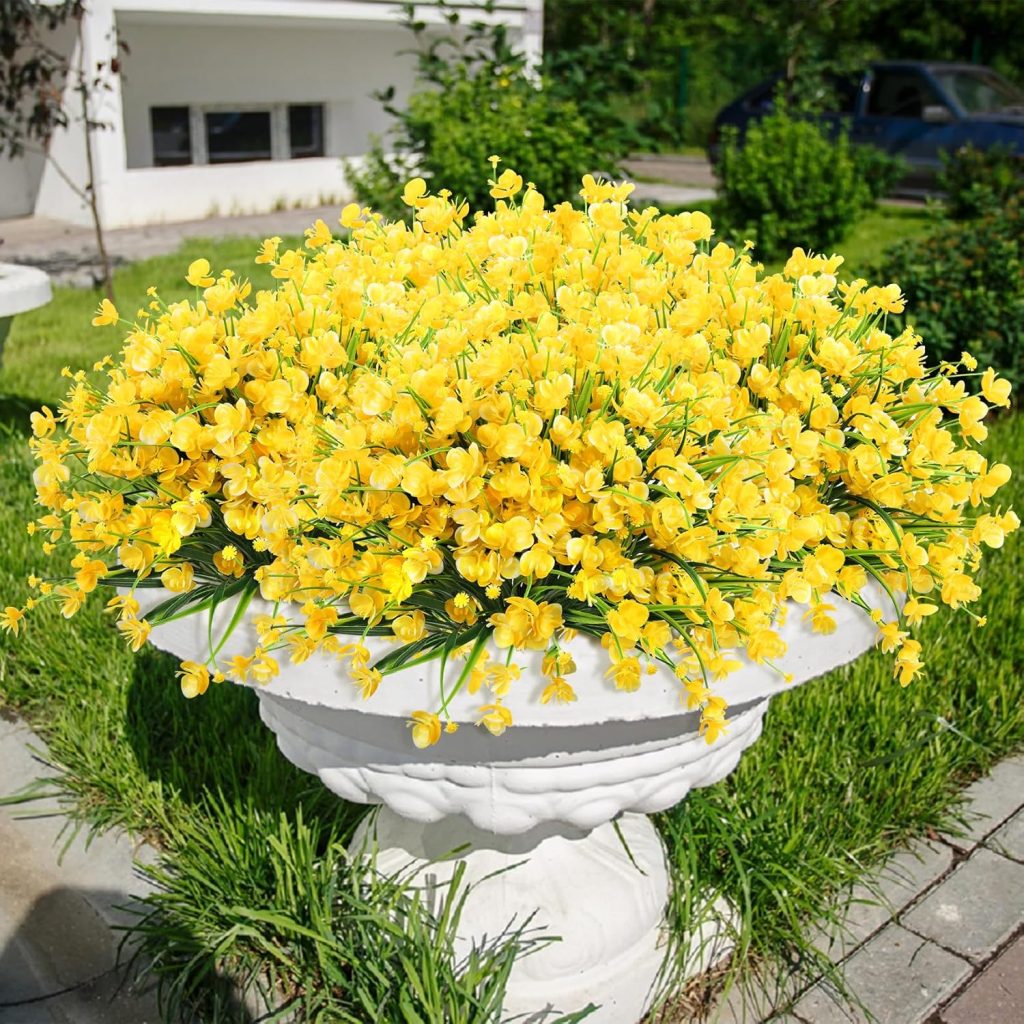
[868,71,942,118]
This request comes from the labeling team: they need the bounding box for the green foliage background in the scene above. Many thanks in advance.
[543,0,1024,150]
[875,196,1024,386]
[716,109,872,259]
[348,2,616,216]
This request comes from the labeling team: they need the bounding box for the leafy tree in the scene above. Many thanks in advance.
[0,0,122,299]
[348,1,618,216]
[0,0,82,152]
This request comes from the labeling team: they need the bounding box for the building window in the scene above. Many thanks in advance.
[148,103,326,167]
[205,110,273,164]
[150,106,192,166]
[289,104,325,159]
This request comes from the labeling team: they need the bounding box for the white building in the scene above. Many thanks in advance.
[1,0,543,227]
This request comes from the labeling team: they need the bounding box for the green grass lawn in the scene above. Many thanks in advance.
[831,203,936,279]
[0,224,1020,1022]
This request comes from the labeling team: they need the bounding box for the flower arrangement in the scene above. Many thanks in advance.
[10,167,1017,748]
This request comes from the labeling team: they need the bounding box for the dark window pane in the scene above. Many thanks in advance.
[868,72,941,118]
[289,104,324,159]
[933,69,1024,114]
[205,110,272,164]
[151,106,191,166]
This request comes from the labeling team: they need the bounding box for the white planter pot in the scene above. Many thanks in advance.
[142,586,886,1022]
[0,262,52,365]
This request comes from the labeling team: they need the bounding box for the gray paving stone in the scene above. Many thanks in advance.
[792,924,971,1024]
[0,721,56,793]
[0,724,157,931]
[984,808,1024,862]
[940,756,1024,851]
[0,714,28,742]
[940,933,1024,1024]
[707,970,803,1023]
[0,969,160,1024]
[0,885,114,1001]
[811,839,953,962]
[631,183,716,206]
[0,721,159,1019]
[622,154,716,188]
[901,847,1024,963]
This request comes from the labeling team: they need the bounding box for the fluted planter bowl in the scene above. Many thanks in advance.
[143,585,886,1022]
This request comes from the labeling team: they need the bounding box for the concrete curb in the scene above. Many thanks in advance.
[708,754,1024,1024]
[0,718,161,1023]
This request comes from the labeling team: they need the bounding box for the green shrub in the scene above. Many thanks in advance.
[875,196,1024,386]
[852,144,908,202]
[938,143,1024,220]
[347,4,618,218]
[717,107,872,259]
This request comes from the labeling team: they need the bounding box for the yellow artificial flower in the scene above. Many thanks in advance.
[540,677,576,704]
[980,368,1012,408]
[161,563,196,593]
[392,610,426,643]
[607,656,642,692]
[477,701,513,736]
[409,710,442,748]
[305,218,332,248]
[607,599,649,646]
[17,166,1016,747]
[489,168,523,199]
[91,298,119,326]
[340,203,364,229]
[1,606,25,636]
[117,616,152,652]
[178,660,210,698]
[186,258,214,287]
[401,177,429,208]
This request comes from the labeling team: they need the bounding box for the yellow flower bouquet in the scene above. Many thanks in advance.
[14,168,1017,748]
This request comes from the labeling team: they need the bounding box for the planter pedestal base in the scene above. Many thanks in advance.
[355,807,732,1023]
[144,588,883,1019]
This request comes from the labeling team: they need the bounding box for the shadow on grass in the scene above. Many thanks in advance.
[123,647,355,829]
[0,394,36,435]
[121,656,365,1021]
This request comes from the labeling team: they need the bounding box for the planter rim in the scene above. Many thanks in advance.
[139,582,889,729]
[0,262,52,319]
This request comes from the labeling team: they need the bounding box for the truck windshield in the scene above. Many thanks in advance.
[932,68,1024,114]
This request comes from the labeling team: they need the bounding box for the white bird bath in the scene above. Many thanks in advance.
[0,262,52,366]
[142,586,886,1022]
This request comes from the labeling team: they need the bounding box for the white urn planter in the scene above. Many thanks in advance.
[143,586,886,1023]
[0,262,52,366]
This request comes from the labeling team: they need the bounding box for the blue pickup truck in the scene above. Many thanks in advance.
[710,62,1024,193]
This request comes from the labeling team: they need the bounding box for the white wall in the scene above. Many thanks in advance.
[2,1,539,229]
[110,157,363,225]
[117,19,418,169]
[0,157,39,220]
[0,20,78,221]
[31,3,123,227]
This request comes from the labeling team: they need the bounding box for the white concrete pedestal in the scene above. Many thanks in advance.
[355,809,674,1023]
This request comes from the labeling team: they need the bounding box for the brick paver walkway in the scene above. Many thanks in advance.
[711,755,1024,1023]
[0,720,158,1022]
